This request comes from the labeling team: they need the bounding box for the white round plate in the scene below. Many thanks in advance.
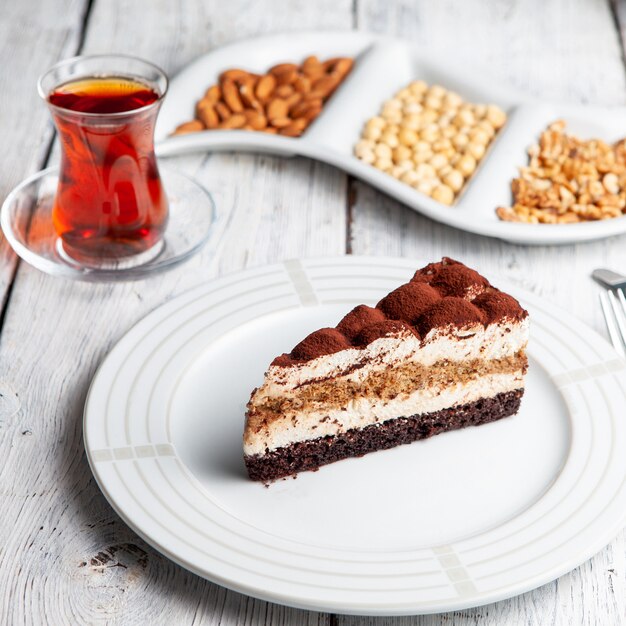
[155,31,626,245]
[84,256,626,615]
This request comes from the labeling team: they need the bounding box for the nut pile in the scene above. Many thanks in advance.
[497,121,626,223]
[173,56,353,138]
[354,81,507,205]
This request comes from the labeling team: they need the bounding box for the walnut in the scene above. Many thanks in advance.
[497,121,626,223]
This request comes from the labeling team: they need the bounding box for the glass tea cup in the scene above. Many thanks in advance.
[38,55,169,267]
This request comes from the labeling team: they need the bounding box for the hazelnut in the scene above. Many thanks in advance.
[432,184,455,205]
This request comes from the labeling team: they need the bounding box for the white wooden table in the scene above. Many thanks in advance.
[1,1,625,623]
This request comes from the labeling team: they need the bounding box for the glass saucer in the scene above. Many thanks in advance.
[1,166,216,282]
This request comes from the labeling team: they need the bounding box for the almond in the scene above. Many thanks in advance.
[309,75,340,99]
[269,63,299,75]
[322,57,342,71]
[204,85,221,104]
[301,105,322,122]
[275,84,295,98]
[288,117,308,131]
[239,80,262,111]
[215,102,231,121]
[279,125,304,137]
[255,74,276,100]
[290,99,322,118]
[238,73,257,88]
[294,75,311,94]
[274,67,298,86]
[196,102,219,128]
[279,118,308,135]
[195,97,211,114]
[303,67,325,81]
[285,92,302,111]
[219,113,246,129]
[221,78,244,113]
[301,57,325,79]
[301,56,320,71]
[220,68,250,82]
[267,98,289,120]
[262,127,278,134]
[333,58,354,76]
[270,116,292,128]
[322,57,353,75]
[244,109,267,130]
[173,120,205,135]
[304,90,326,101]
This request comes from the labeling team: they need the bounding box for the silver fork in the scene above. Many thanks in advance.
[593,269,626,357]
[598,288,626,358]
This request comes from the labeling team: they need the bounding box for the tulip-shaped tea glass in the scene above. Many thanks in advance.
[42,55,169,265]
[1,54,215,280]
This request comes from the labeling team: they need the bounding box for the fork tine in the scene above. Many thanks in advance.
[608,290,626,357]
[600,292,626,357]
[618,287,626,317]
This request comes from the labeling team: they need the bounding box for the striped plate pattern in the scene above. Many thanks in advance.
[84,257,626,615]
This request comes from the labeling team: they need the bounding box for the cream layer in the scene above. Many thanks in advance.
[244,371,524,456]
[257,318,529,399]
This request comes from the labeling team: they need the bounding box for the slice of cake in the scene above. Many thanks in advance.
[244,258,529,482]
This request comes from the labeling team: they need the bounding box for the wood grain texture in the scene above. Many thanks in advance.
[0,1,351,624]
[1,0,625,624]
[611,0,626,59]
[0,0,91,318]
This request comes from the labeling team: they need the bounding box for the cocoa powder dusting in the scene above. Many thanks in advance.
[336,305,386,340]
[273,328,349,365]
[355,320,417,346]
[377,283,440,322]
[415,297,485,336]
[472,291,527,323]
[427,265,489,297]
[272,258,528,366]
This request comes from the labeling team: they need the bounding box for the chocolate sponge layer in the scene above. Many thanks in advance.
[244,389,523,482]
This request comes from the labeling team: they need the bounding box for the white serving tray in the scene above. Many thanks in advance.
[155,31,626,245]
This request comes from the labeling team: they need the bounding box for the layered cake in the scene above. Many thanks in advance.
[244,258,529,481]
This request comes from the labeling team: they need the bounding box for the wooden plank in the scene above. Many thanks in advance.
[0,0,353,624]
[0,0,91,319]
[610,0,626,60]
[341,0,626,624]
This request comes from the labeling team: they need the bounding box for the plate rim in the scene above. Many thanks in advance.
[83,255,626,615]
